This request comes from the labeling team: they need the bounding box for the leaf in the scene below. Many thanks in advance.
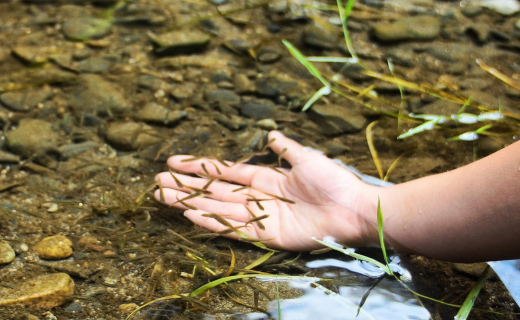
[282,40,329,87]
[302,85,331,111]
[312,237,392,275]
[366,121,384,180]
[454,265,490,320]
[376,198,391,272]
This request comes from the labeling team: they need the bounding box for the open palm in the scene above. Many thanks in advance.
[155,131,379,251]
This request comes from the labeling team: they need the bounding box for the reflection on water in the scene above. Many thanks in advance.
[245,253,430,320]
[488,260,520,306]
[267,281,429,320]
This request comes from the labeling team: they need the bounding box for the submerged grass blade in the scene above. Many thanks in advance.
[376,197,391,272]
[302,85,331,111]
[366,121,384,180]
[337,0,358,61]
[313,237,392,275]
[276,281,282,320]
[189,274,322,297]
[455,265,490,320]
[282,40,329,87]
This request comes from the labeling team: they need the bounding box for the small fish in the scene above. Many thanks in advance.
[202,177,216,190]
[246,195,267,211]
[245,214,269,228]
[158,180,165,203]
[261,138,276,153]
[202,213,243,234]
[186,185,213,195]
[174,194,200,210]
[277,147,287,167]
[209,161,222,175]
[201,163,210,176]
[234,154,254,165]
[244,205,265,230]
[181,156,204,162]
[168,169,184,188]
[232,186,249,193]
[209,155,230,167]
[264,192,296,204]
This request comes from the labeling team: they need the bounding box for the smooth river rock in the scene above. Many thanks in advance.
[105,121,161,150]
[5,119,60,158]
[309,104,367,134]
[373,15,441,42]
[0,273,75,308]
[0,241,15,264]
[34,235,73,260]
[70,74,130,116]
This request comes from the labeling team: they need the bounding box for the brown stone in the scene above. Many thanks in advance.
[34,235,73,260]
[0,273,75,308]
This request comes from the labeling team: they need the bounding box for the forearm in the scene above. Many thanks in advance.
[376,141,520,262]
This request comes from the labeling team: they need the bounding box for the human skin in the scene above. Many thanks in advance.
[155,130,520,263]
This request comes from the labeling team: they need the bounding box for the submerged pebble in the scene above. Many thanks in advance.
[373,15,441,42]
[0,241,15,264]
[0,273,75,308]
[34,235,73,260]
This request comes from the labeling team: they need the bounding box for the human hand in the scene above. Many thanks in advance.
[154,131,380,251]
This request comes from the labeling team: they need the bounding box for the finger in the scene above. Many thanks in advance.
[267,131,306,167]
[184,209,259,241]
[154,188,251,221]
[155,172,251,204]
[166,155,275,186]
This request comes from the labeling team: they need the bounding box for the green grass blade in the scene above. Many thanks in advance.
[282,40,329,87]
[189,274,322,297]
[337,0,358,61]
[313,237,392,275]
[276,281,282,320]
[454,265,490,320]
[306,56,358,63]
[302,85,331,111]
[397,118,440,139]
[376,197,390,270]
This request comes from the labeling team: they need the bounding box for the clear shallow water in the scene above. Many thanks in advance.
[244,254,430,320]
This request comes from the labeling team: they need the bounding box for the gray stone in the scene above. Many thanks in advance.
[255,76,299,98]
[137,74,169,91]
[257,47,281,63]
[136,103,186,125]
[170,83,197,100]
[0,273,75,308]
[204,89,240,105]
[150,30,210,55]
[6,119,60,158]
[70,74,130,116]
[233,73,255,93]
[0,150,20,163]
[386,47,416,67]
[241,102,275,119]
[0,88,53,112]
[58,141,99,159]
[77,55,118,73]
[214,113,247,130]
[324,140,351,157]
[63,18,112,41]
[427,43,473,62]
[0,241,15,264]
[302,25,337,49]
[34,235,73,260]
[309,104,367,134]
[105,121,161,150]
[373,15,441,42]
[224,39,254,54]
